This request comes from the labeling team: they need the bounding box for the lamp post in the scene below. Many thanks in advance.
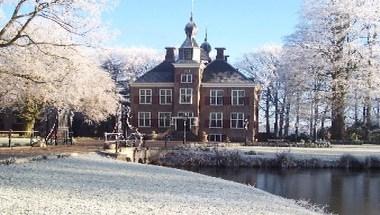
[183,116,188,145]
[244,119,249,146]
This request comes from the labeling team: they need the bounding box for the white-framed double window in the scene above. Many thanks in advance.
[231,90,245,106]
[158,112,171,128]
[139,89,152,104]
[181,73,193,83]
[209,112,223,128]
[209,134,223,142]
[210,89,223,106]
[138,112,151,127]
[180,88,193,104]
[159,89,172,105]
[231,112,244,129]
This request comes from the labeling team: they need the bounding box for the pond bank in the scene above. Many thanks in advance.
[153,146,380,169]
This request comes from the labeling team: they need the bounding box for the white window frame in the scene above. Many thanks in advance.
[209,134,223,142]
[158,112,171,128]
[180,88,193,104]
[231,90,245,106]
[178,112,194,117]
[138,112,151,128]
[159,89,172,105]
[210,89,223,106]
[230,112,244,129]
[139,89,152,104]
[209,112,223,128]
[181,73,193,83]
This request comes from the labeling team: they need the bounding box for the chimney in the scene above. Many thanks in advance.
[165,47,176,62]
[215,47,226,61]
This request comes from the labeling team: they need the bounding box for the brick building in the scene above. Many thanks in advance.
[130,15,260,142]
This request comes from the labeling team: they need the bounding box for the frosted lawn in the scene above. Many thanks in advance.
[0,154,326,215]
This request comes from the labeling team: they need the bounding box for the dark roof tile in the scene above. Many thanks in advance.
[134,61,174,83]
[202,60,253,83]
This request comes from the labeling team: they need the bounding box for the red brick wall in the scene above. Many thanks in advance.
[199,87,258,142]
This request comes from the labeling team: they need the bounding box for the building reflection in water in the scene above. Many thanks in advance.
[195,168,380,215]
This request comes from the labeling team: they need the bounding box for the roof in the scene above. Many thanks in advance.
[134,61,174,83]
[180,37,199,48]
[202,60,254,83]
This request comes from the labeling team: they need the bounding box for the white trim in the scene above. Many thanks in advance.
[138,112,151,128]
[209,134,223,142]
[173,63,201,68]
[158,112,171,128]
[139,89,152,104]
[201,83,256,88]
[131,82,174,87]
[209,112,223,128]
[230,112,245,129]
[159,89,172,105]
[210,89,223,106]
[179,88,193,104]
[231,90,245,106]
[181,73,193,83]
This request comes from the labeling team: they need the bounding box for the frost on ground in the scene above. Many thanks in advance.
[0,154,325,215]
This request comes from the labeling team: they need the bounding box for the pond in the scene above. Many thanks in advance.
[189,168,380,215]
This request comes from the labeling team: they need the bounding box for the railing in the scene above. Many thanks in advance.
[0,130,39,147]
[104,132,124,153]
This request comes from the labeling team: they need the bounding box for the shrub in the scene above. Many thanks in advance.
[338,154,363,169]
[244,150,257,155]
[275,152,297,168]
[364,156,380,169]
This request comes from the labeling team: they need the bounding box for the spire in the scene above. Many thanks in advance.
[204,28,208,42]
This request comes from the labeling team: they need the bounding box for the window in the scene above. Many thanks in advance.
[138,112,151,127]
[209,112,223,128]
[158,112,171,128]
[209,134,223,142]
[139,89,152,104]
[181,73,193,83]
[180,88,193,104]
[184,48,193,60]
[178,112,194,117]
[160,89,172,105]
[231,112,244,129]
[232,90,245,106]
[210,90,223,106]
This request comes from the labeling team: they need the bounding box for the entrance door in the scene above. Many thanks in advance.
[176,118,191,131]
[176,112,193,131]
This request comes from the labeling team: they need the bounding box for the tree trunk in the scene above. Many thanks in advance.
[24,118,35,133]
[284,103,290,137]
[331,75,346,140]
[309,101,314,138]
[265,88,271,135]
[295,92,300,140]
[274,87,279,138]
[354,91,358,124]
[279,96,286,137]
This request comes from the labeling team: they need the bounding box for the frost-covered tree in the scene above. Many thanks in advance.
[237,45,285,137]
[0,0,119,131]
[100,48,162,133]
[283,0,380,140]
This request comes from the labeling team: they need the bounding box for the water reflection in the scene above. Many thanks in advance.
[191,168,380,215]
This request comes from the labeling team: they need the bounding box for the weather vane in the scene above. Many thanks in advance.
[192,0,194,16]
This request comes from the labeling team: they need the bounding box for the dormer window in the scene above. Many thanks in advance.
[181,73,192,83]
[184,48,193,60]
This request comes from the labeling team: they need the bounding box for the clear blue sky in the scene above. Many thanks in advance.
[104,0,302,61]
